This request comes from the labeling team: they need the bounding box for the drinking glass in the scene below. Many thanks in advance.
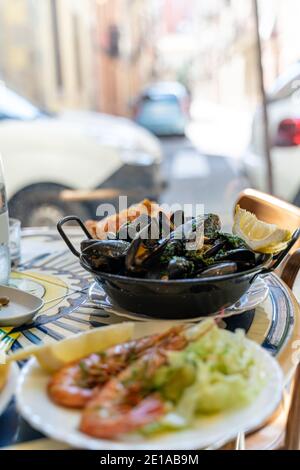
[0,245,10,285]
[9,218,21,266]
[0,155,10,285]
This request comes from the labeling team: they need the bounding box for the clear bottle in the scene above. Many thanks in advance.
[0,155,10,285]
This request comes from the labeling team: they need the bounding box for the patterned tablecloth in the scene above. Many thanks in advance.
[0,228,300,450]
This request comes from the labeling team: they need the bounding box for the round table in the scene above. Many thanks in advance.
[0,228,299,449]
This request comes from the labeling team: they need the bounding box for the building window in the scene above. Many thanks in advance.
[50,0,63,90]
[107,24,120,58]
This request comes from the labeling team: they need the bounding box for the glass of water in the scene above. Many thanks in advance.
[0,155,10,285]
[9,218,21,267]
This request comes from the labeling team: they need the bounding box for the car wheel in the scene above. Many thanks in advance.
[9,185,91,227]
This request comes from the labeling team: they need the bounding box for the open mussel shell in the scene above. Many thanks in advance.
[171,216,204,252]
[81,240,130,273]
[157,211,172,239]
[125,219,169,273]
[170,210,185,230]
[117,214,152,243]
[171,213,221,250]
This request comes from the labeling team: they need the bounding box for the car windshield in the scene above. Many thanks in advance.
[138,96,181,118]
[0,85,41,120]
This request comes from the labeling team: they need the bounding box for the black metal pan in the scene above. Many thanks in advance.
[57,216,300,319]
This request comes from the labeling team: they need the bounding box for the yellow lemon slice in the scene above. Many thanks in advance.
[8,323,134,373]
[233,206,292,254]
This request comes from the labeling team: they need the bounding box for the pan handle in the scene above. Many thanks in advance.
[57,215,93,258]
[268,227,300,272]
[252,227,300,282]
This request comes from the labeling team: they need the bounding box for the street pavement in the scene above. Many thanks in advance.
[160,136,249,231]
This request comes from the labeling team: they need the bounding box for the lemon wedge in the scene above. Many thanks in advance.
[233,206,292,254]
[8,323,134,373]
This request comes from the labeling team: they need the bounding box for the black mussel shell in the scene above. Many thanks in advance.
[198,262,238,277]
[167,256,194,280]
[159,239,185,264]
[157,211,172,239]
[117,214,152,243]
[125,219,168,273]
[170,210,185,230]
[145,266,168,280]
[203,240,226,259]
[126,237,168,272]
[117,223,132,242]
[171,216,204,252]
[81,240,130,273]
[216,248,256,265]
[171,213,221,250]
[80,239,100,252]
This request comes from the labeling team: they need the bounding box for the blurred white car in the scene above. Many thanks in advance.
[243,63,300,206]
[0,84,163,226]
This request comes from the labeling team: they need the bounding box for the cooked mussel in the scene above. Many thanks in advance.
[81,240,130,273]
[157,211,172,238]
[198,262,238,277]
[203,240,226,259]
[170,210,185,230]
[172,215,204,251]
[216,248,256,265]
[159,238,185,264]
[80,239,100,252]
[167,256,194,280]
[117,214,152,243]
[125,219,168,273]
[172,213,221,250]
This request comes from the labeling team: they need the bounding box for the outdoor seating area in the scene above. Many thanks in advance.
[1,0,300,459]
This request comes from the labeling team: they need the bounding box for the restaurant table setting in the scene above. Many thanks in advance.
[0,204,300,450]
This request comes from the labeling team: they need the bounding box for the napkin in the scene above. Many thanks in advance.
[0,327,20,353]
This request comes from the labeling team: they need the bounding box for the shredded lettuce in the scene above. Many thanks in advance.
[142,321,265,435]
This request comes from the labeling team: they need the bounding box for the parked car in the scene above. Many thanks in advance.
[243,62,300,207]
[0,84,163,226]
[133,81,190,136]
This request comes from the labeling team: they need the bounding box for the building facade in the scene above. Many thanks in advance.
[0,0,156,116]
[93,0,156,116]
[0,0,96,111]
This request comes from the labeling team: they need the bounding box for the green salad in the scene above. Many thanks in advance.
[141,321,265,435]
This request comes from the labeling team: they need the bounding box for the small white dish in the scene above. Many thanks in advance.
[0,285,44,327]
[0,363,19,416]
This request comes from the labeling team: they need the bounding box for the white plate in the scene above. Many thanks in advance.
[16,326,283,450]
[0,363,19,416]
[88,276,269,322]
[0,285,44,327]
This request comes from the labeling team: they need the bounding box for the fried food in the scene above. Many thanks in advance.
[86,199,166,240]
